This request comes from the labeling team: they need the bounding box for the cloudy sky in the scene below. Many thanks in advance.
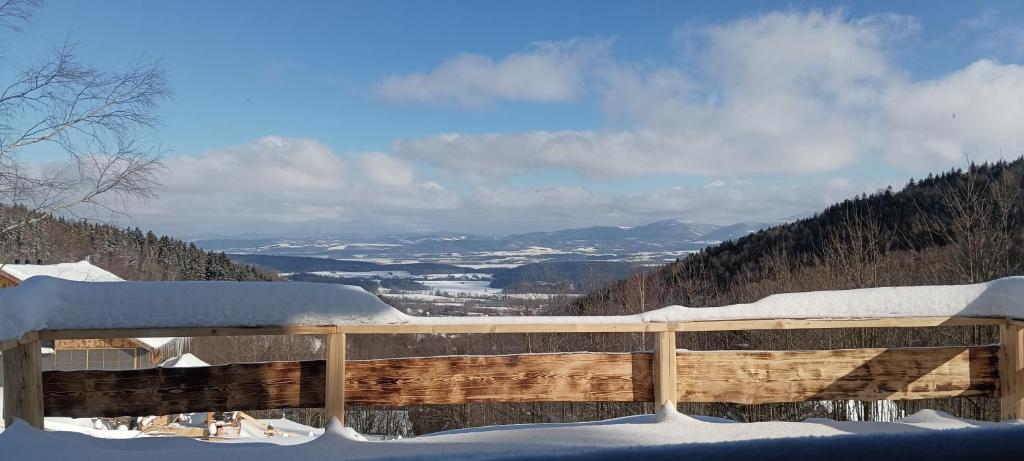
[8,1,1024,236]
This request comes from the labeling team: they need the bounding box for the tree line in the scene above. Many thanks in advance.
[0,204,272,282]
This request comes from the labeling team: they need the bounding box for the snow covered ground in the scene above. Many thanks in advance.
[2,407,1020,460]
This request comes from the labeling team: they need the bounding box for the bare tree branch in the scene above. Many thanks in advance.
[0,1,169,237]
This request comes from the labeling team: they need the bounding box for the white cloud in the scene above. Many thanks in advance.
[358,152,415,186]
[883,60,1024,167]
[959,9,1000,30]
[162,136,345,194]
[132,137,460,234]
[127,134,875,235]
[393,11,1024,179]
[375,37,612,106]
[443,178,873,233]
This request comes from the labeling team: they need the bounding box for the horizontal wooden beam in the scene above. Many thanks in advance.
[43,360,327,418]
[337,323,670,334]
[38,325,339,341]
[42,345,1000,417]
[675,316,1006,332]
[346,352,653,406]
[31,316,1007,341]
[43,353,652,417]
[677,346,1000,404]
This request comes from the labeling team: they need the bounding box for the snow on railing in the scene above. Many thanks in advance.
[4,315,1023,430]
[5,277,1024,429]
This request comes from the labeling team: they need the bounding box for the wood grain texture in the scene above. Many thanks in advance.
[39,325,339,341]
[344,352,654,406]
[33,316,1008,340]
[653,332,677,408]
[41,346,999,417]
[338,323,670,334]
[676,346,1000,405]
[3,339,44,428]
[55,338,150,350]
[675,316,1006,332]
[999,325,1023,420]
[43,360,326,418]
[42,353,653,417]
[325,333,345,424]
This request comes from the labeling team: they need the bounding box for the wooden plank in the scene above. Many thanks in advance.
[39,325,339,341]
[55,338,147,350]
[3,339,44,428]
[338,323,670,334]
[43,361,326,418]
[999,324,1024,420]
[344,352,653,406]
[41,346,1000,417]
[32,316,1006,340]
[325,333,346,425]
[653,331,678,408]
[42,353,653,416]
[675,316,1006,332]
[676,346,999,405]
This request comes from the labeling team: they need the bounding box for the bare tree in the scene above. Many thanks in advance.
[0,0,169,236]
[919,165,1021,283]
[819,204,896,289]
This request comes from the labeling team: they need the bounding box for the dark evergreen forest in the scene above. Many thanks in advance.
[0,205,271,282]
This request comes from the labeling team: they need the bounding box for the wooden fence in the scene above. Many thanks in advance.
[4,316,1024,429]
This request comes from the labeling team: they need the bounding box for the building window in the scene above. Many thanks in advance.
[54,350,87,370]
[103,349,135,370]
[45,348,137,370]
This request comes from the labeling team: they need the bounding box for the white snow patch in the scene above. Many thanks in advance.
[160,353,210,368]
[1,260,123,283]
[7,277,1024,344]
[0,277,410,344]
[1,408,1021,460]
[638,277,1024,323]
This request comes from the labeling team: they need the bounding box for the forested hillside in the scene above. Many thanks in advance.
[0,205,272,282]
[574,159,1024,316]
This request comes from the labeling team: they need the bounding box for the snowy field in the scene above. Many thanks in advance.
[2,407,1021,460]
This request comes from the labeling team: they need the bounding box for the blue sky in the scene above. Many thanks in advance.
[7,1,1024,236]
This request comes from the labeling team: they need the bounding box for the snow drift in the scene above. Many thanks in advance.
[0,407,1020,460]
[0,276,411,343]
[4,276,1024,345]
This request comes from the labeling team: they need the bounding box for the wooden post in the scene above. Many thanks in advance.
[653,331,678,409]
[325,333,346,425]
[1000,323,1024,420]
[2,339,44,428]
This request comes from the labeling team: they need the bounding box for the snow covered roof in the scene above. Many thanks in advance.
[1,261,123,283]
[160,353,210,368]
[0,276,410,344]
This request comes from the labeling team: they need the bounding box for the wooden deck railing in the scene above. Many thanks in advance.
[4,316,1024,429]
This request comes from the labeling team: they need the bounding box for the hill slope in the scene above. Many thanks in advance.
[0,205,272,282]
[574,159,1024,315]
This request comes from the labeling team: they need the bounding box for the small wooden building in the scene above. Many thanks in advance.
[0,261,174,372]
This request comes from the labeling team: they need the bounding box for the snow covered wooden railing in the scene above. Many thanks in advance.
[5,277,1024,430]
[3,316,1023,430]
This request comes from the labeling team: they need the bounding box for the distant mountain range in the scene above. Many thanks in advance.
[198,218,783,266]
